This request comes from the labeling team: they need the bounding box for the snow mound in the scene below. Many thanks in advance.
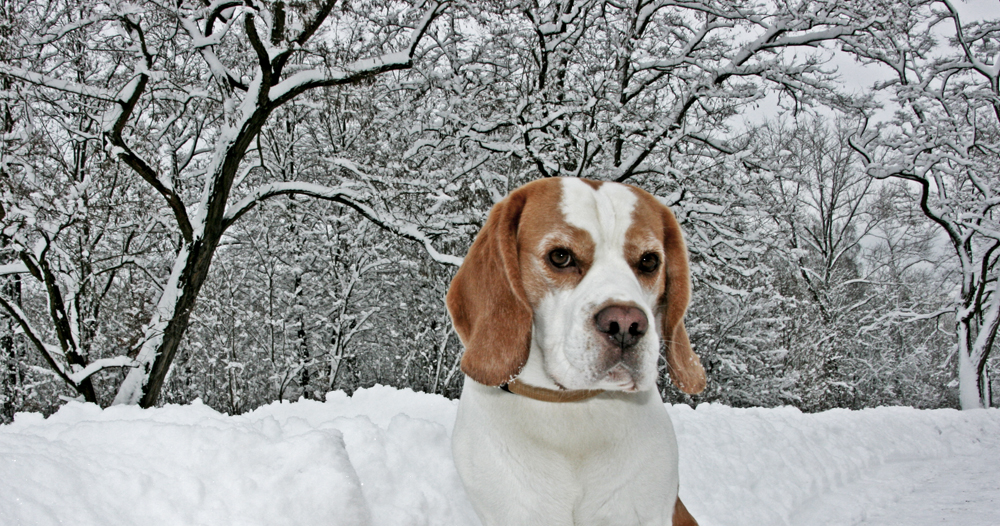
[1,385,998,526]
[670,404,1000,525]
[0,386,473,526]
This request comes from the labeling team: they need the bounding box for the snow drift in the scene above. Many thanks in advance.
[1,385,998,526]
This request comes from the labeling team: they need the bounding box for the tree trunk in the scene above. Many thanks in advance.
[113,232,222,407]
[139,236,220,407]
[957,317,996,410]
[1,275,19,421]
[957,324,982,409]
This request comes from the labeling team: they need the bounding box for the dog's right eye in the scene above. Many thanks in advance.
[548,248,575,269]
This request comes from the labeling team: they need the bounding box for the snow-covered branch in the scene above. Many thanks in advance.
[223,181,463,266]
[223,182,363,227]
[68,357,138,385]
[268,52,414,106]
[0,294,73,387]
[0,263,28,277]
[0,65,117,102]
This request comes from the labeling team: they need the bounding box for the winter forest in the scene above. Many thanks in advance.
[1,0,998,422]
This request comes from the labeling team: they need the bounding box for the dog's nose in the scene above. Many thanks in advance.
[594,304,648,348]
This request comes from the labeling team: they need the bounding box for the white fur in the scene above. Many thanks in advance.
[453,180,682,525]
[453,381,680,526]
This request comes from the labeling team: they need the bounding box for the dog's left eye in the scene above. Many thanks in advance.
[548,248,575,269]
[637,253,659,273]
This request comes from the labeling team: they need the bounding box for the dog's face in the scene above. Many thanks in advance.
[520,179,667,391]
[447,177,705,394]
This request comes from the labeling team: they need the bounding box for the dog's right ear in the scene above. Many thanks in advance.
[659,204,706,395]
[446,191,532,386]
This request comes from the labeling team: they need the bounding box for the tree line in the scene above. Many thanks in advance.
[1,0,996,420]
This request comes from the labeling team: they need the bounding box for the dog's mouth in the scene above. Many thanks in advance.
[601,363,639,391]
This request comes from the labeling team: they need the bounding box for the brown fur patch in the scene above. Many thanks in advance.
[448,178,585,385]
[627,187,706,395]
[447,186,534,386]
[517,193,595,306]
[673,497,699,526]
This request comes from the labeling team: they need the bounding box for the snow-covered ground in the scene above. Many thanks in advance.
[1,386,997,526]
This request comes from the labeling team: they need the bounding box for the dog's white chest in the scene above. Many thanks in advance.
[452,380,680,526]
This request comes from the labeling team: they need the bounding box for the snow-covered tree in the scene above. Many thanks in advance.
[0,1,165,406]
[752,118,952,409]
[846,0,1000,408]
[0,0,447,407]
[0,0,981,415]
[673,117,953,410]
[401,0,891,190]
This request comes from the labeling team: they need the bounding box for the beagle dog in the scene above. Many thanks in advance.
[447,177,706,526]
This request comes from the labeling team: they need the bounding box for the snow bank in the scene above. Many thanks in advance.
[0,387,473,526]
[670,404,1000,525]
[1,385,998,526]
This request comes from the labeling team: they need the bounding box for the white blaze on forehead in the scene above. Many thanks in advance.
[559,178,637,249]
[523,179,659,391]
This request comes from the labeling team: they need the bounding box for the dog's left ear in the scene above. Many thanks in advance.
[659,205,706,395]
[446,191,532,386]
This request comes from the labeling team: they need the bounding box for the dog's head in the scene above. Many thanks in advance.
[446,177,705,394]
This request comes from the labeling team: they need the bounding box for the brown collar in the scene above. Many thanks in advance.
[504,379,605,403]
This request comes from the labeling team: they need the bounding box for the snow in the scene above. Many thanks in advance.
[0,263,28,276]
[2,385,998,526]
[66,356,137,385]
